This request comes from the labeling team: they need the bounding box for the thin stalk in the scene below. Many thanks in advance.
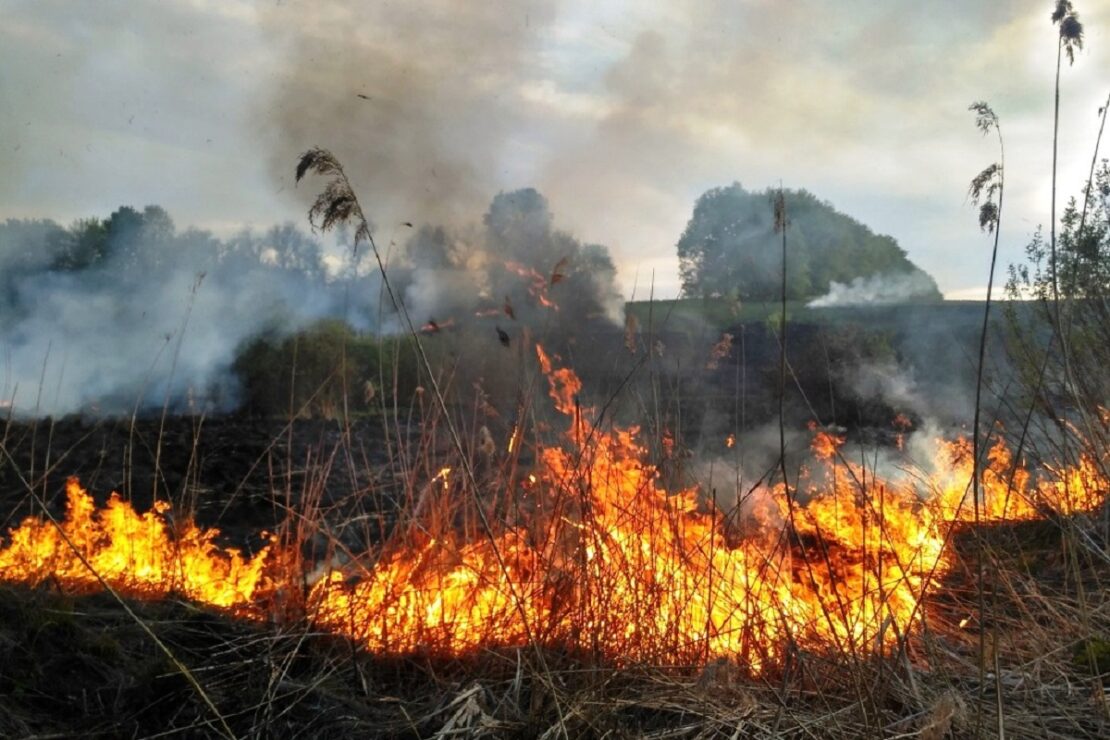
[972,140,1005,740]
[296,151,568,735]
[1051,38,1063,328]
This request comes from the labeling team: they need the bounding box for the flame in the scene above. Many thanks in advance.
[1,353,1107,671]
[811,429,845,461]
[505,260,559,311]
[435,467,452,490]
[420,318,456,334]
[0,480,275,612]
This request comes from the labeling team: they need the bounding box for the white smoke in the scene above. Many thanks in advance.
[842,359,924,413]
[0,214,373,417]
[0,190,623,418]
[807,271,940,307]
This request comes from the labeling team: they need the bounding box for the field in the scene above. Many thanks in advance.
[3,7,1109,733]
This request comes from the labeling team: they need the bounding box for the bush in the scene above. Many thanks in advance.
[232,320,420,418]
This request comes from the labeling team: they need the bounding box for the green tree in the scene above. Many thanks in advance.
[1006,158,1110,475]
[676,183,940,301]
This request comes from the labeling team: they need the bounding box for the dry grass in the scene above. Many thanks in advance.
[0,533,1106,739]
[1,345,1109,737]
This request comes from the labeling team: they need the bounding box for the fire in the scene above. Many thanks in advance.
[505,260,559,310]
[811,429,845,460]
[0,480,275,612]
[0,351,1106,671]
[420,317,455,334]
[434,467,452,490]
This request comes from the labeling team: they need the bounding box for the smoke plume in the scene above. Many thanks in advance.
[0,187,622,419]
[395,188,622,331]
[807,271,941,307]
[0,209,369,417]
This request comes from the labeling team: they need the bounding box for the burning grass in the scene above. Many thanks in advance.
[1,347,1108,736]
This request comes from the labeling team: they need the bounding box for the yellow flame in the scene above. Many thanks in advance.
[0,479,275,612]
[435,467,452,490]
[0,357,1106,670]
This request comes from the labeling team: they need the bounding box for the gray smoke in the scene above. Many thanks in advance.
[840,359,926,415]
[260,1,558,233]
[0,189,623,419]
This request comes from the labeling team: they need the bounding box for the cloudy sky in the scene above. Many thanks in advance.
[3,0,1108,299]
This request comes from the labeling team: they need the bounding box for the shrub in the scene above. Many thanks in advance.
[232,320,419,418]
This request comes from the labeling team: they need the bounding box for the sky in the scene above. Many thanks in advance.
[2,0,1108,300]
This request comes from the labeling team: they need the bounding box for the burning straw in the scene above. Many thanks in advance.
[2,348,1105,675]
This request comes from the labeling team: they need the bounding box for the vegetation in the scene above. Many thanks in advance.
[1006,150,1110,481]
[0,204,331,323]
[676,183,941,301]
[232,319,420,419]
[1002,4,1106,492]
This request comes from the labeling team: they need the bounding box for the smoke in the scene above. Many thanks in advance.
[254,1,627,356]
[0,208,374,417]
[840,359,925,415]
[259,1,558,232]
[0,187,622,419]
[807,271,941,307]
[394,188,622,332]
[834,355,978,427]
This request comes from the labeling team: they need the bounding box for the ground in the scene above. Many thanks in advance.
[1,415,1108,738]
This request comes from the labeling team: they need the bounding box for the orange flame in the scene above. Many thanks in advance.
[0,480,275,612]
[505,260,559,311]
[420,318,455,334]
[811,429,845,461]
[1,355,1106,671]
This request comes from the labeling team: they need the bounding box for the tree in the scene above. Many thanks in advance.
[1005,159,1110,482]
[258,223,325,277]
[0,218,70,315]
[676,183,940,302]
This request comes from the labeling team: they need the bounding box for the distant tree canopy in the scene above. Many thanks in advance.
[1010,159,1110,300]
[677,184,941,301]
[0,206,335,325]
[0,206,326,280]
[401,187,622,327]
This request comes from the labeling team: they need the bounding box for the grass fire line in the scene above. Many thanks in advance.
[0,347,1105,671]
